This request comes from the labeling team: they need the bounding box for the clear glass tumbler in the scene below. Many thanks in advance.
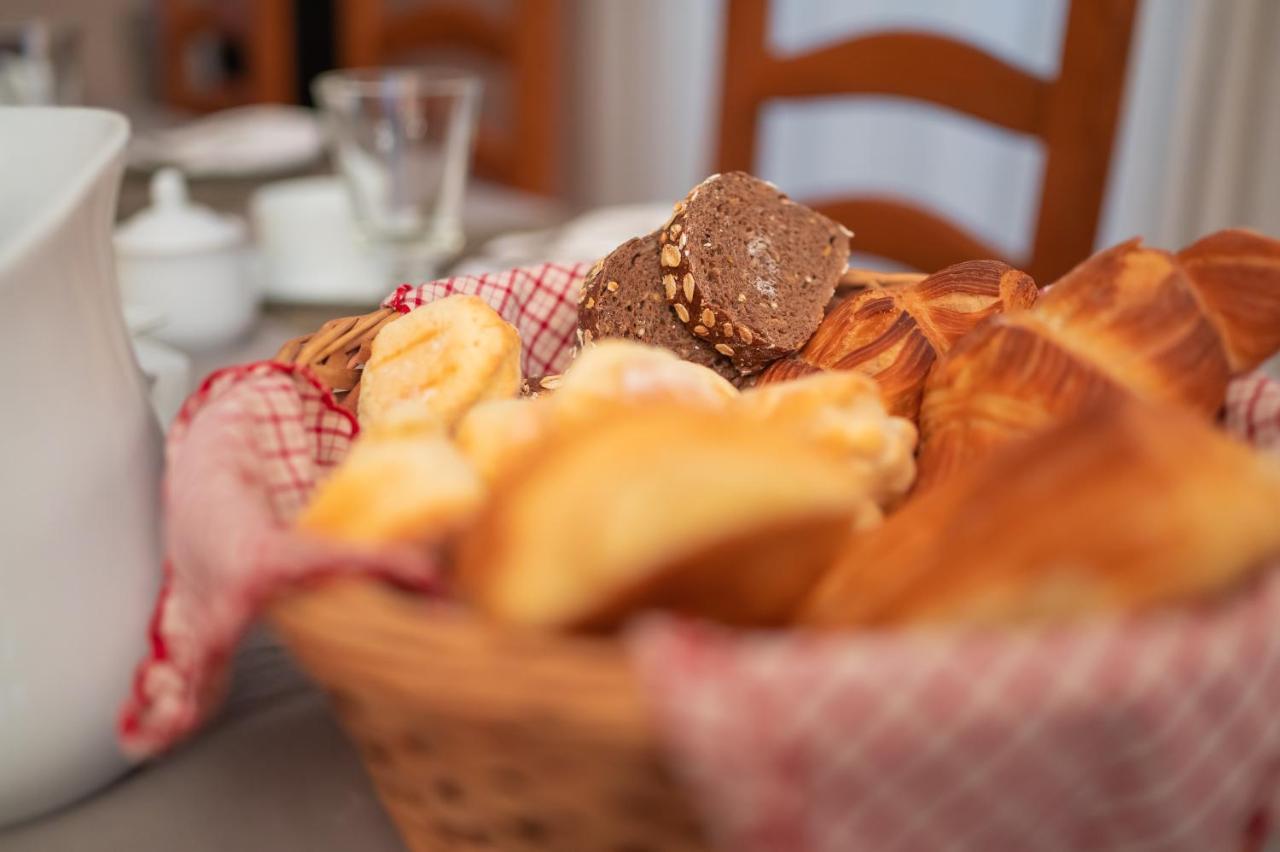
[313,67,482,281]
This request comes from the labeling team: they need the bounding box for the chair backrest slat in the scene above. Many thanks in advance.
[754,33,1049,136]
[718,0,1140,282]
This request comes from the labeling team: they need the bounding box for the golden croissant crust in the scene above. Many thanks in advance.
[758,260,1037,418]
[917,229,1280,486]
[916,316,1133,488]
[801,397,1280,629]
[1031,240,1231,412]
[1177,228,1280,372]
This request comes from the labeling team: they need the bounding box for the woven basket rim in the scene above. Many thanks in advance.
[268,579,647,734]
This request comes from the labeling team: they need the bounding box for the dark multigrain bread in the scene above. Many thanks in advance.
[659,172,851,375]
[577,231,738,381]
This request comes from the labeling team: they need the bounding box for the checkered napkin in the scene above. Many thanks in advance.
[631,371,1280,852]
[120,262,1280,852]
[119,263,590,756]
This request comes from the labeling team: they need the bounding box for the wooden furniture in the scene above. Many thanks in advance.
[159,0,296,112]
[717,0,1140,282]
[336,0,562,196]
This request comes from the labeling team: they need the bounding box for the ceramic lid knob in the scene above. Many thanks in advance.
[150,167,189,208]
[114,168,247,256]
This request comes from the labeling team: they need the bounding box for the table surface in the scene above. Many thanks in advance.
[0,631,405,851]
[0,169,570,852]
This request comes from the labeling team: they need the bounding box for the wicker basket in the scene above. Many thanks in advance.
[270,311,709,852]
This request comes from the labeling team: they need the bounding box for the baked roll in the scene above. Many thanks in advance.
[298,433,484,545]
[577,232,738,382]
[456,404,886,630]
[1176,228,1280,371]
[454,340,737,485]
[737,371,917,506]
[358,295,521,434]
[917,229,1280,486]
[757,260,1038,418]
[801,396,1280,629]
[659,172,850,374]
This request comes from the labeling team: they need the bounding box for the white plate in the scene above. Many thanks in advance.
[128,105,323,179]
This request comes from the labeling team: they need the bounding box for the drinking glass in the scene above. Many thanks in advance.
[313,67,481,282]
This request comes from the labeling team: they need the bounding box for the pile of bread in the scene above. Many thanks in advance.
[299,172,1280,632]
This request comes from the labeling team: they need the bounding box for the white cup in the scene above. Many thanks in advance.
[251,176,390,305]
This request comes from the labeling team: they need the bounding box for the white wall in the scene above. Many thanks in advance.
[568,0,727,207]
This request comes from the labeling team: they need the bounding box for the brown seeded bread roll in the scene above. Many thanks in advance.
[660,172,850,375]
[520,375,559,397]
[578,232,738,382]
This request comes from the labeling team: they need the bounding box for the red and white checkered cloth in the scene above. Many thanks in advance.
[121,263,1280,851]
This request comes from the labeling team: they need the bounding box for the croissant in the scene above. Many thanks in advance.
[757,261,1038,418]
[917,228,1280,486]
[800,396,1280,629]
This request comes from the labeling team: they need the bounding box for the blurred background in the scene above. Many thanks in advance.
[6,0,1280,266]
[6,0,1278,247]
[3,0,1279,391]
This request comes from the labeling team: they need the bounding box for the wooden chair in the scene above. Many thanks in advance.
[159,0,295,112]
[717,0,1139,282]
[336,0,562,196]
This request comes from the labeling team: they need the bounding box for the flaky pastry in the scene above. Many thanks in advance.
[802,397,1280,629]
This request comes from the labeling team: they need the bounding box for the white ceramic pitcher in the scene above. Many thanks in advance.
[0,108,163,824]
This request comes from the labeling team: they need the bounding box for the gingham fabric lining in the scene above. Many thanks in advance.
[120,263,1280,851]
[630,568,1280,852]
[118,364,437,755]
[383,261,588,377]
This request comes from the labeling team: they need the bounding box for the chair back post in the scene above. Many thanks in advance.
[1030,0,1139,282]
[159,0,295,112]
[716,0,768,174]
[246,0,296,103]
[337,0,385,67]
[509,0,561,194]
